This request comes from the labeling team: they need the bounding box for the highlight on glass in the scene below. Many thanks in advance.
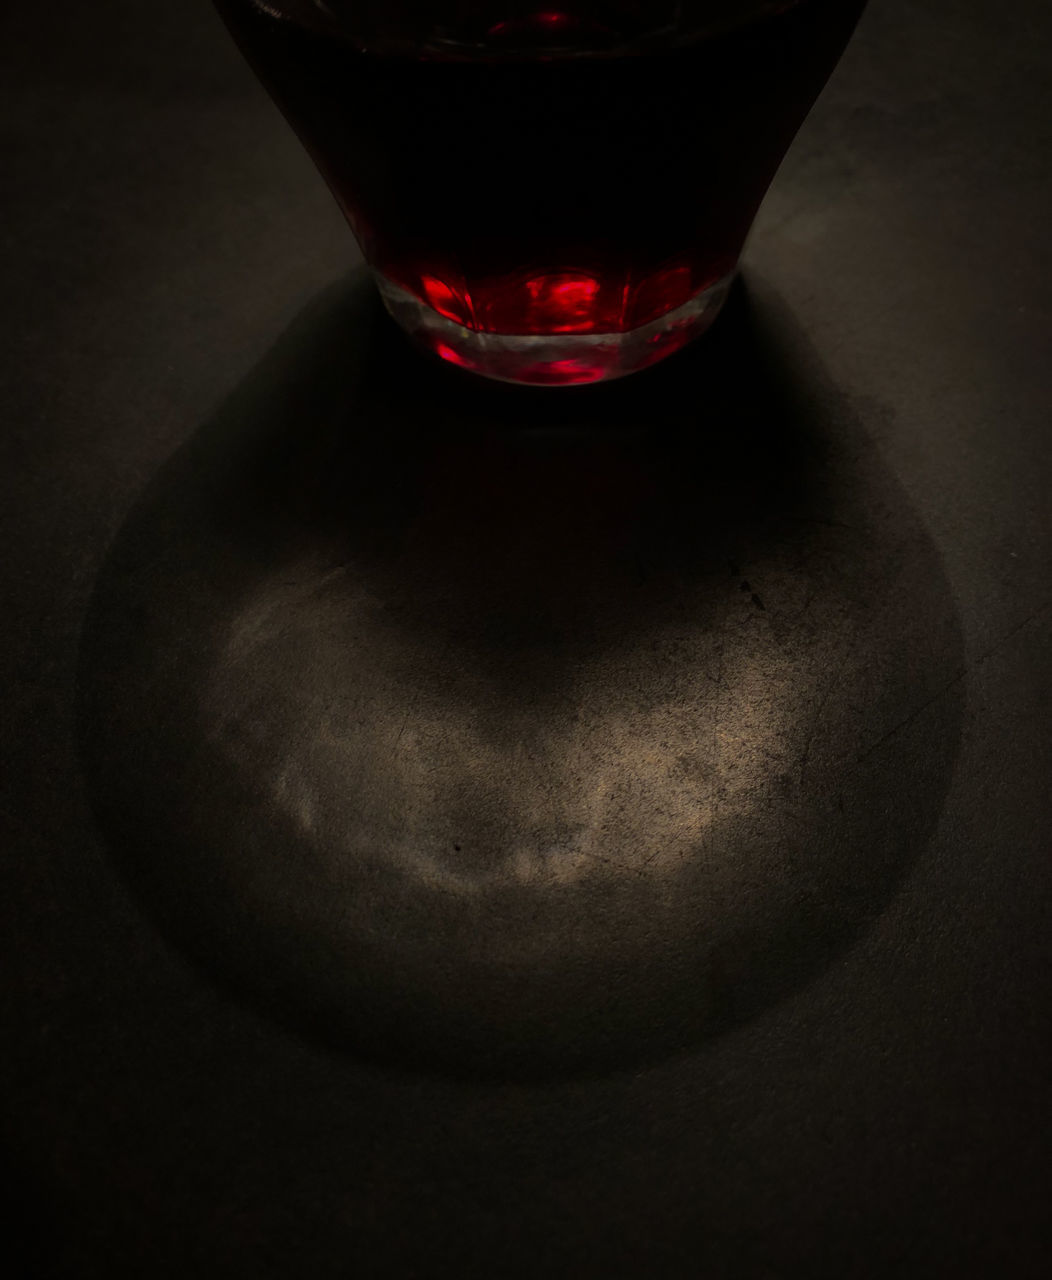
[214,2,866,385]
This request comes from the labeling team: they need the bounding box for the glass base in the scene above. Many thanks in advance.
[375,271,735,386]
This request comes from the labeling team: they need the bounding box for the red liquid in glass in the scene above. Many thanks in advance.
[215,1,864,345]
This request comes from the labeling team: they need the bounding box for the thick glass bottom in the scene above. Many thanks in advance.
[375,271,735,386]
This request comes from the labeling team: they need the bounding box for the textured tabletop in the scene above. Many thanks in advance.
[2,2,1049,1276]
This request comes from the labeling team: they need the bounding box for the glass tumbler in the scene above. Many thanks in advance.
[213,1,866,385]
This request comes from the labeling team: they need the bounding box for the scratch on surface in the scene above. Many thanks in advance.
[856,667,968,764]
[856,598,1051,763]
[799,655,849,776]
[638,846,662,873]
[797,589,817,617]
[391,707,413,757]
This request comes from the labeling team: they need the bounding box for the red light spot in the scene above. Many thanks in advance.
[530,276,599,304]
[523,272,602,333]
[488,11,578,39]
[475,270,611,334]
[432,342,471,368]
[627,262,695,328]
[516,357,608,385]
[545,358,605,379]
[419,274,473,327]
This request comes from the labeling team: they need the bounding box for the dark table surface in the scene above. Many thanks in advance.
[2,1,1050,1276]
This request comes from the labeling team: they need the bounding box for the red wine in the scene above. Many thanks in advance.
[215,2,865,378]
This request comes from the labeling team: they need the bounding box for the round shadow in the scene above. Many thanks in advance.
[77,271,963,1080]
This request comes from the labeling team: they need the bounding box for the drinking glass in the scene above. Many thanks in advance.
[213,1,866,384]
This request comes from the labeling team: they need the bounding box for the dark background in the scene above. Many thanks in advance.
[2,1,1049,1276]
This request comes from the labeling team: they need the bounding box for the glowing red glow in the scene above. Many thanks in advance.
[627,262,695,328]
[471,270,607,334]
[526,272,600,331]
[516,358,608,385]
[432,342,472,368]
[420,324,706,386]
[419,274,473,327]
[421,332,614,385]
[488,11,577,39]
[414,264,705,338]
[528,276,598,305]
